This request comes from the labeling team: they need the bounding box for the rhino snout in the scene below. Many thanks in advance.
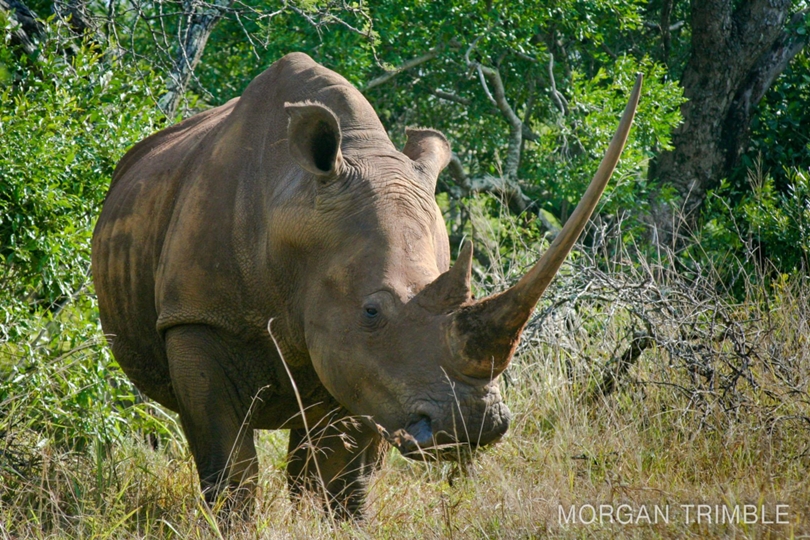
[395,398,511,460]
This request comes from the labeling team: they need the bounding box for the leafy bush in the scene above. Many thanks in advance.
[698,164,809,289]
[0,16,161,340]
[0,17,176,513]
[0,302,181,506]
[735,49,810,191]
[520,55,684,240]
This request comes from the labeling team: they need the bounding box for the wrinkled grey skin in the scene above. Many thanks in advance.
[92,53,508,518]
[93,50,641,520]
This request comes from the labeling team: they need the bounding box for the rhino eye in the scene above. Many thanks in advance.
[361,303,382,328]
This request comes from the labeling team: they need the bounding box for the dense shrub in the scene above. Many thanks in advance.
[698,165,809,290]
[0,16,161,340]
[0,18,174,514]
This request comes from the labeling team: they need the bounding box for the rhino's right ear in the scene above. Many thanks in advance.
[285,102,343,177]
[403,127,452,184]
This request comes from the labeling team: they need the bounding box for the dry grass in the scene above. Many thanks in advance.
[2,224,809,538]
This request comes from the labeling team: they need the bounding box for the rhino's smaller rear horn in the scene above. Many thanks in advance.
[416,241,473,313]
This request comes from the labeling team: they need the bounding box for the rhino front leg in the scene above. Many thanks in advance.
[286,417,385,520]
[165,324,259,517]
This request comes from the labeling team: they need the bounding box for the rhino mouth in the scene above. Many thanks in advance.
[397,416,436,457]
[395,416,463,461]
[392,414,507,462]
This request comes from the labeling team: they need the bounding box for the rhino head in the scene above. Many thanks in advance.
[283,75,642,460]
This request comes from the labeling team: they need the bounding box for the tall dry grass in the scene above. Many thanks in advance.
[2,217,809,538]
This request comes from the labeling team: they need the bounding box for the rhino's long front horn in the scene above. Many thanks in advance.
[449,74,643,380]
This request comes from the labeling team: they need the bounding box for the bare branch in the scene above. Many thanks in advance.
[431,87,539,141]
[522,125,539,142]
[512,49,538,63]
[464,42,523,182]
[600,41,617,60]
[444,154,529,214]
[643,19,686,32]
[463,35,479,66]
[521,78,540,145]
[446,154,471,192]
[733,0,794,64]
[53,0,96,36]
[745,9,810,105]
[364,48,439,90]
[477,64,522,179]
[475,65,497,107]
[724,9,809,162]
[431,89,471,105]
[158,0,235,118]
[547,53,567,115]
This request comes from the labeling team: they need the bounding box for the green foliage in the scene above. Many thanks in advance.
[0,17,161,340]
[0,303,176,452]
[741,167,810,270]
[736,50,810,191]
[0,18,174,496]
[700,165,810,283]
[522,55,684,238]
[716,46,810,279]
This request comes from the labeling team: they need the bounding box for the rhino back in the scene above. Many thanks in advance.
[92,53,384,412]
[92,99,237,408]
[152,53,396,334]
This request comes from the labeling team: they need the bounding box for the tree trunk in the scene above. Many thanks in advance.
[1,0,43,54]
[650,0,807,244]
[53,0,94,36]
[158,0,233,119]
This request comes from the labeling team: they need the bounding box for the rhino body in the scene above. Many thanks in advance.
[92,52,640,517]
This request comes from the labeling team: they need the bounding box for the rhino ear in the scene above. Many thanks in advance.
[285,102,343,177]
[403,128,451,187]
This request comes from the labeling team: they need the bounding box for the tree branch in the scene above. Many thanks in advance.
[723,9,809,170]
[445,153,529,214]
[430,89,471,105]
[158,0,234,118]
[446,154,471,196]
[732,0,793,66]
[430,87,539,142]
[587,328,653,402]
[475,64,497,106]
[747,10,809,106]
[364,48,439,90]
[465,46,524,181]
[643,19,686,33]
[520,76,540,148]
[547,53,568,115]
